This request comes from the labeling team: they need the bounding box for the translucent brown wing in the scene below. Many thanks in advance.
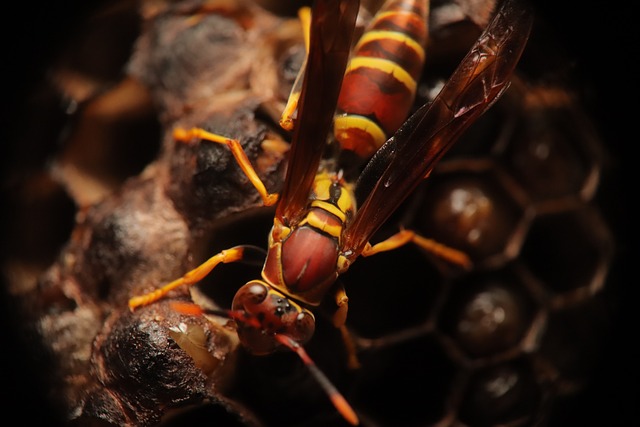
[342,0,534,258]
[276,0,359,225]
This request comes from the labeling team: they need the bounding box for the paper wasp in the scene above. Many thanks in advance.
[129,0,533,423]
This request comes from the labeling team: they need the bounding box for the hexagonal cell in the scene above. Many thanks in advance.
[88,300,238,426]
[498,86,602,204]
[55,78,160,205]
[437,268,539,360]
[412,160,532,267]
[190,208,276,310]
[342,243,445,340]
[457,357,544,426]
[519,202,613,303]
[351,335,455,426]
[535,296,610,390]
[443,93,518,160]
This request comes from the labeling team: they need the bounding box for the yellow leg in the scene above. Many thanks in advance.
[173,128,279,206]
[279,6,311,131]
[327,285,360,370]
[128,246,247,311]
[362,229,472,269]
[331,285,349,328]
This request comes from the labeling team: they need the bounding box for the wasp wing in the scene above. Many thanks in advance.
[343,0,533,258]
[276,0,359,225]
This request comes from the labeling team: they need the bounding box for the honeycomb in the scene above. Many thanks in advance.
[1,0,631,426]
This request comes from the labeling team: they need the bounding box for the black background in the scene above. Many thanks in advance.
[1,1,636,425]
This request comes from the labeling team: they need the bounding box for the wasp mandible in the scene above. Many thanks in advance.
[129,0,533,424]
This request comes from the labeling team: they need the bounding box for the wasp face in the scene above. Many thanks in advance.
[231,280,315,355]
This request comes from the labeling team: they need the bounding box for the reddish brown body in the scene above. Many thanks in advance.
[266,221,339,298]
[335,0,429,158]
[262,171,355,306]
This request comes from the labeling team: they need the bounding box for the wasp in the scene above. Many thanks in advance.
[129,0,533,424]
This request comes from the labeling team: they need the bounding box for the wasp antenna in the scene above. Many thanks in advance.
[275,334,359,425]
[170,301,206,316]
[226,310,262,329]
[169,302,263,329]
[170,301,230,318]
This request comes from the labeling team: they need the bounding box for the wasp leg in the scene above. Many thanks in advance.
[326,284,361,370]
[361,229,472,269]
[128,245,248,310]
[330,284,349,328]
[339,325,361,370]
[280,6,311,131]
[174,127,279,206]
[260,137,290,158]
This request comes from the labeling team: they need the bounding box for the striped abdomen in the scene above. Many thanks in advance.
[334,0,429,158]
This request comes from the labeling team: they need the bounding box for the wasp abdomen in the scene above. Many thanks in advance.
[335,0,429,158]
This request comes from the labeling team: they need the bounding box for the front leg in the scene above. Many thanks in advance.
[128,245,249,310]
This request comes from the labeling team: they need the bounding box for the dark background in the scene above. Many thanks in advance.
[1,1,636,425]
[529,3,637,425]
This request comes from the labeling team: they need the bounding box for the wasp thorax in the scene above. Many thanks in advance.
[232,280,315,355]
